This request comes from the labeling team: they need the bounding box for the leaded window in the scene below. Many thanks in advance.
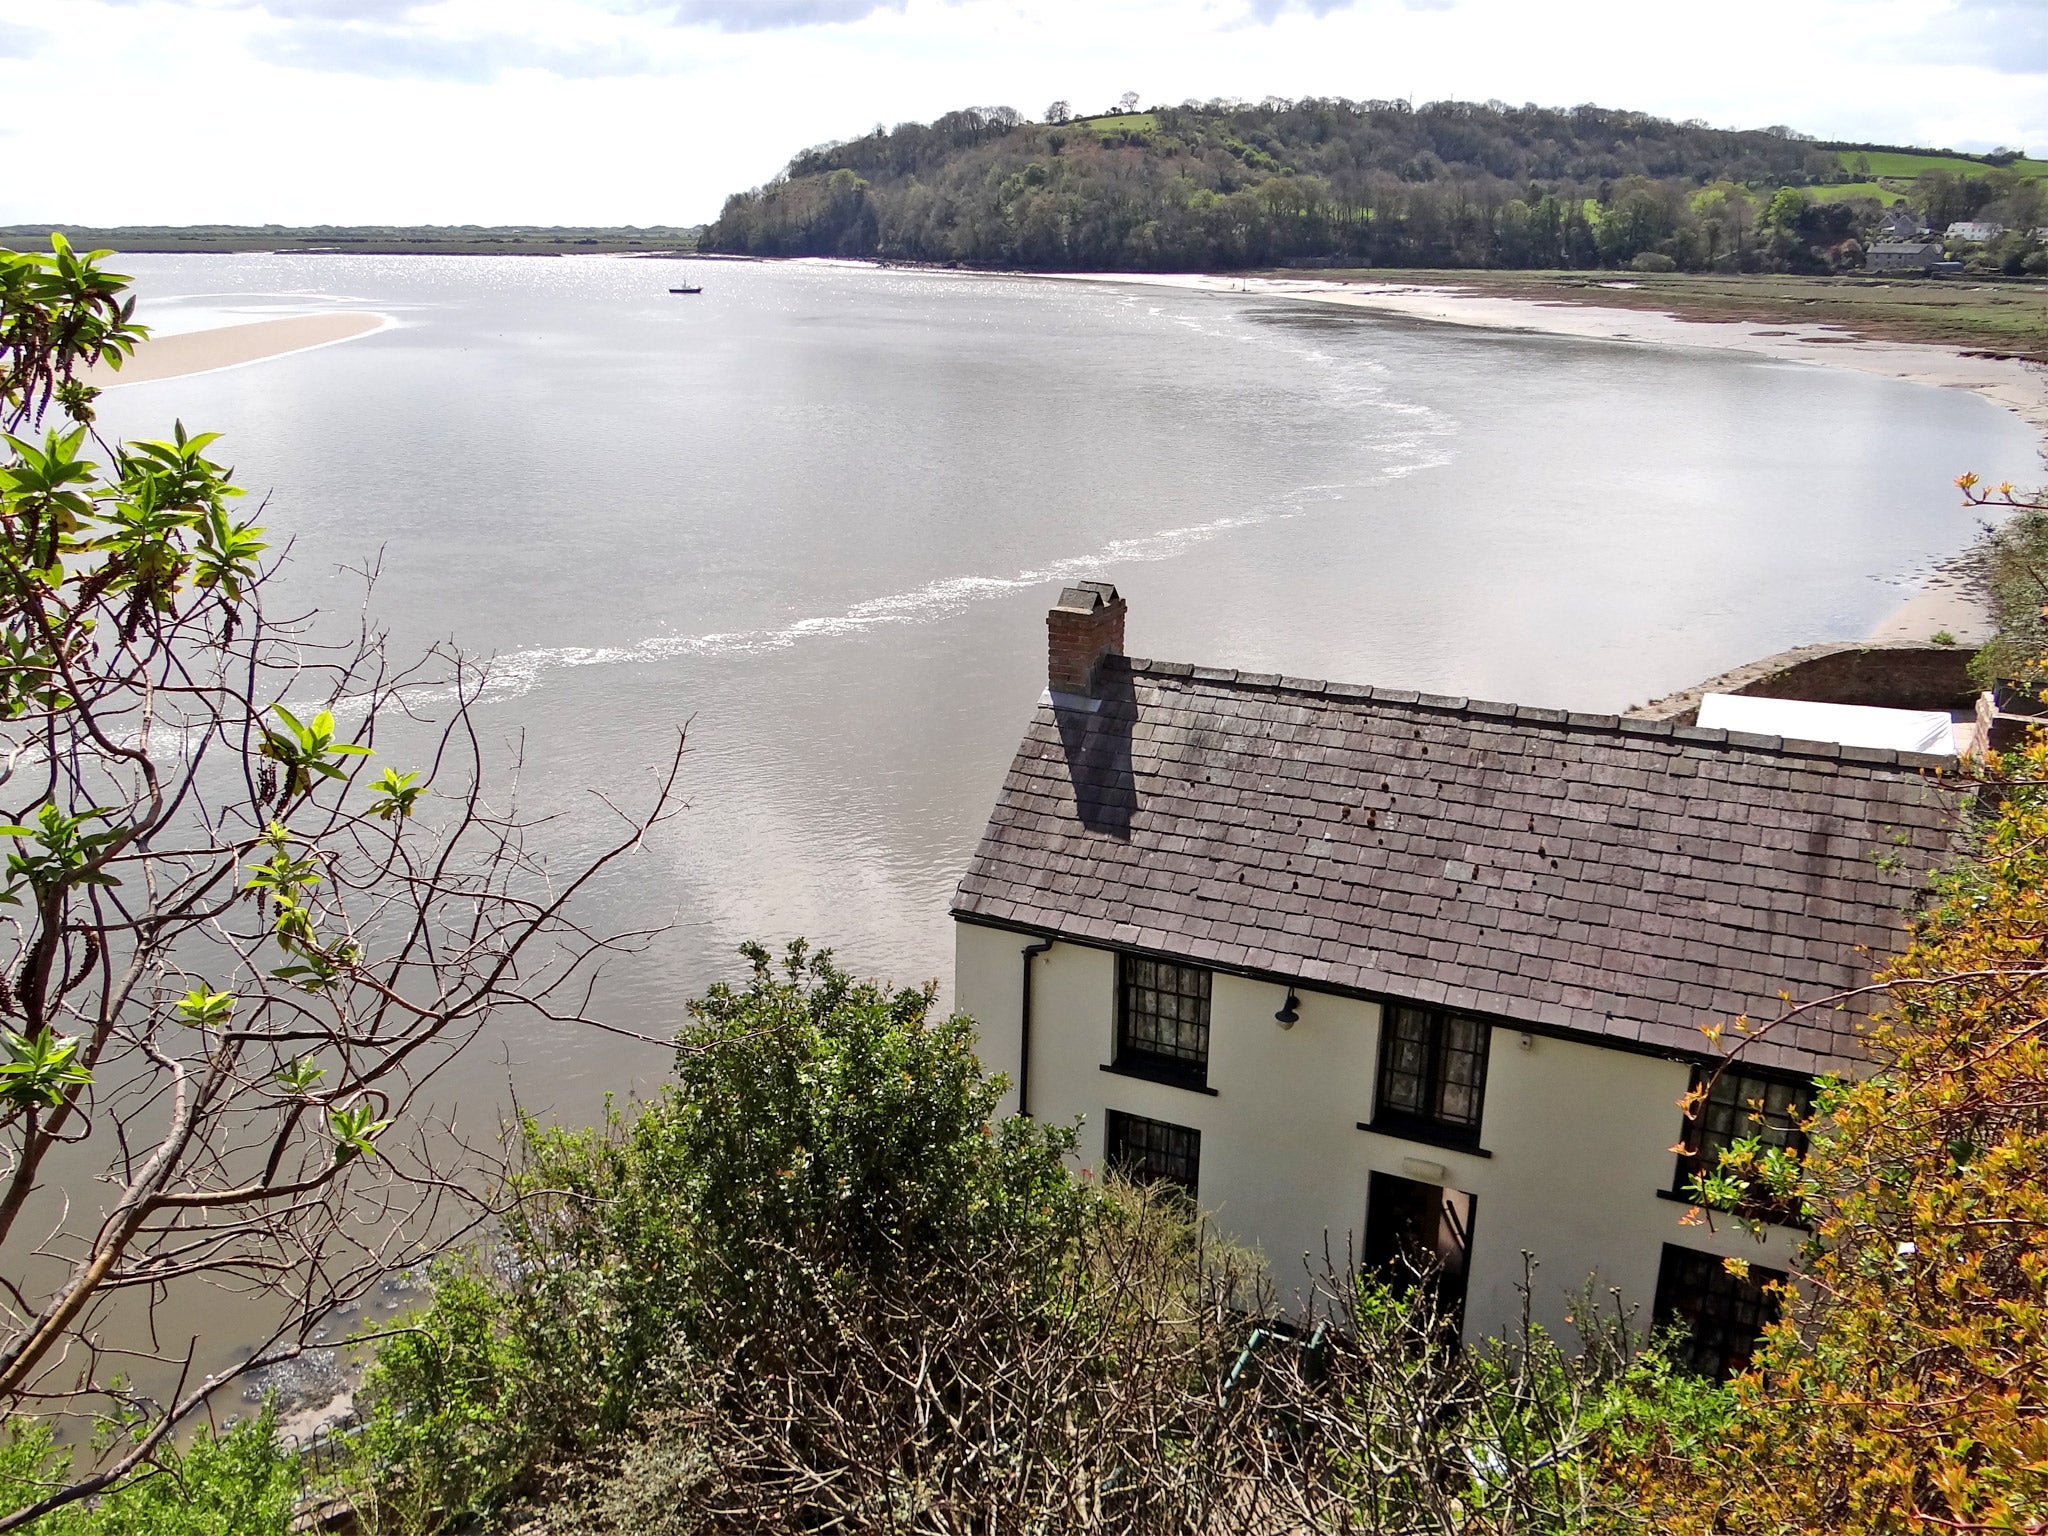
[1116,954,1211,1085]
[1652,1243,1785,1381]
[1675,1068,1813,1207]
[1105,1110,1201,1200]
[1374,1004,1489,1139]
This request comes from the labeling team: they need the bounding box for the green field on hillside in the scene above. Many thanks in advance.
[1811,181,1898,203]
[1833,148,2048,180]
[1069,113,1158,133]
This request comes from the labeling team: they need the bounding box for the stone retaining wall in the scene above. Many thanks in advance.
[1629,641,1978,727]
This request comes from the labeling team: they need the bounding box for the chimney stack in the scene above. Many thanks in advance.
[1047,581,1125,698]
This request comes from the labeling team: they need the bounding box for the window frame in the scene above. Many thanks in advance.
[1368,1002,1492,1148]
[1112,952,1213,1091]
[1104,1109,1201,1202]
[1651,1242,1786,1381]
[1672,1065,1815,1225]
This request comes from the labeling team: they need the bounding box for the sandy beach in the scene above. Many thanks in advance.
[89,311,391,386]
[1046,270,2048,642]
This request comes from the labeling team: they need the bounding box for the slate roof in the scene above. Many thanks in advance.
[953,656,1966,1075]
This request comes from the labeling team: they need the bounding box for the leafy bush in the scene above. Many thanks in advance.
[1969,485,2048,695]
[352,942,1085,1529]
[350,1267,540,1532]
[0,1412,298,1534]
[1630,729,2048,1531]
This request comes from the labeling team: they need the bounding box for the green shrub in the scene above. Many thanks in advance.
[1585,1334,1737,1482]
[353,941,1083,1529]
[0,1411,298,1535]
[1968,493,2048,693]
[351,1266,542,1532]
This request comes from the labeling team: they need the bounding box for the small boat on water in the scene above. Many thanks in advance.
[669,284,703,295]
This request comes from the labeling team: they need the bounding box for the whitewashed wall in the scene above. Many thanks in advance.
[955,919,1805,1343]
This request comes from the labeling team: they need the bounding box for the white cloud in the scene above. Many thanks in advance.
[0,0,2040,226]
[92,0,429,14]
[661,0,913,31]
[0,18,45,55]
[252,17,662,78]
[1242,0,1451,16]
[1920,0,2048,78]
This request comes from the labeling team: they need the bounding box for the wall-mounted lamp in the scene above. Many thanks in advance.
[1275,989,1300,1028]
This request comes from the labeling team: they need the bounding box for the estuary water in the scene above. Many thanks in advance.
[96,253,2043,1123]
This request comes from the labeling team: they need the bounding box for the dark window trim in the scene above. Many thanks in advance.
[1101,1059,1219,1095]
[1653,1187,1809,1230]
[953,914,1805,1077]
[1114,951,1213,1089]
[1104,1109,1202,1200]
[1670,1063,1815,1228]
[1652,1241,1787,1381]
[1373,1002,1492,1141]
[1358,1118,1493,1158]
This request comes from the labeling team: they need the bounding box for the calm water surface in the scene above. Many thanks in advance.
[97,254,2043,1126]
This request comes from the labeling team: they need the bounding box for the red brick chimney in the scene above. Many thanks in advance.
[1047,581,1124,698]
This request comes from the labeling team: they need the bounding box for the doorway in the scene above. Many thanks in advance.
[1364,1171,1477,1334]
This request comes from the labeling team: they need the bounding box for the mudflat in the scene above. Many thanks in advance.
[90,312,388,385]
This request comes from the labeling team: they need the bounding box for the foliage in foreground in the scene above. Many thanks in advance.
[0,1411,296,1535]
[347,942,1722,1535]
[1627,727,2048,1529]
[351,941,1085,1530]
[1968,475,2048,697]
[0,235,682,1524]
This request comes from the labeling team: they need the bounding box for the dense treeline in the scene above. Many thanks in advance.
[701,99,2037,273]
[704,99,1796,271]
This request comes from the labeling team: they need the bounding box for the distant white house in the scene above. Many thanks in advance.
[1946,220,2006,243]
[1866,240,1943,273]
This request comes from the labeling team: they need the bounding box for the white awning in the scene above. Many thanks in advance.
[1696,693,1957,756]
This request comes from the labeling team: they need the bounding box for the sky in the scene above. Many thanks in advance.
[1,0,2043,226]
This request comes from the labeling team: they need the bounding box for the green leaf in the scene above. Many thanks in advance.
[0,1027,91,1112]
[329,1102,392,1164]
[173,987,236,1029]
[275,1056,327,1097]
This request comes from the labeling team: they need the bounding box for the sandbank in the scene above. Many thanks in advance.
[88,311,391,386]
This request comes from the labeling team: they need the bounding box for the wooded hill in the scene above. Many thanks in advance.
[700,99,2036,273]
